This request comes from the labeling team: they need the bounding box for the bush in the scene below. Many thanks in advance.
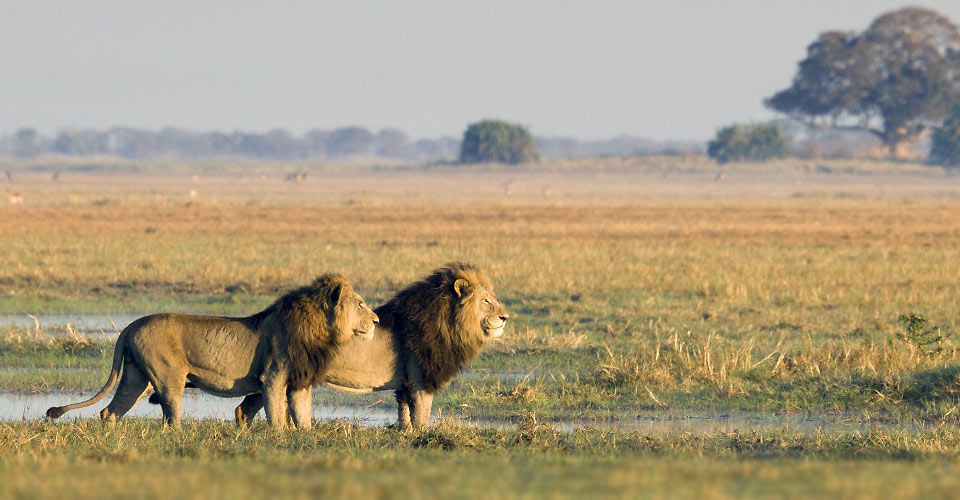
[930,107,960,168]
[459,120,539,164]
[707,123,790,163]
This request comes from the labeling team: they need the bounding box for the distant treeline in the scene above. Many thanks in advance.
[0,126,703,162]
[535,136,702,158]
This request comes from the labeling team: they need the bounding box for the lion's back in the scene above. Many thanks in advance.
[126,312,264,369]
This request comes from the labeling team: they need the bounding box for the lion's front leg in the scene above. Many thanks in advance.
[408,390,434,431]
[288,387,313,430]
[263,371,289,430]
[395,388,412,431]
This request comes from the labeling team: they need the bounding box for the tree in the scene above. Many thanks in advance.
[375,128,410,157]
[766,7,960,157]
[459,119,539,164]
[156,128,216,158]
[326,127,375,157]
[930,106,960,167]
[707,123,790,163]
[52,129,110,156]
[13,128,41,157]
[412,137,460,161]
[304,129,330,158]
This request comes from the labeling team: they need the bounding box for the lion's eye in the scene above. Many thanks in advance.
[482,299,491,305]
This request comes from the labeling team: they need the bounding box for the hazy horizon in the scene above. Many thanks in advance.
[3,1,959,141]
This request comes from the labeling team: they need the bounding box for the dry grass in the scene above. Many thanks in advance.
[2,161,960,416]
[5,159,960,497]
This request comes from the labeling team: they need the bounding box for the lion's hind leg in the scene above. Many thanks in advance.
[100,355,150,423]
[148,372,188,428]
[235,393,264,426]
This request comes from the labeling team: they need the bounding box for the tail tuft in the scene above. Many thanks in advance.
[46,406,66,419]
[148,392,160,404]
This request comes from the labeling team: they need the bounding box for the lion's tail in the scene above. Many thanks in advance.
[46,327,130,419]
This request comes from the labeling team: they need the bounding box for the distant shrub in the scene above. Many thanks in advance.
[707,123,790,164]
[930,107,960,168]
[459,120,539,164]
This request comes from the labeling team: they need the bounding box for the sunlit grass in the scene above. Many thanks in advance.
[4,419,960,498]
[2,165,960,418]
[4,161,960,497]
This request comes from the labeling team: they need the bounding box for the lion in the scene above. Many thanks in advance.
[230,262,509,431]
[46,274,378,429]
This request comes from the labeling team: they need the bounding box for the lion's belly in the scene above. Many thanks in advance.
[188,371,261,397]
[324,332,403,392]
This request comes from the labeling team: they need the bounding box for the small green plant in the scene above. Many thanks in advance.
[897,313,946,355]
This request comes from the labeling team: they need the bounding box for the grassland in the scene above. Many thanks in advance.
[5,419,960,498]
[3,156,960,497]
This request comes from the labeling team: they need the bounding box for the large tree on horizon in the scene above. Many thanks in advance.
[766,7,960,157]
[459,119,539,165]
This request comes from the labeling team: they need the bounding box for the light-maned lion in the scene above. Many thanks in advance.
[231,262,509,431]
[46,274,378,429]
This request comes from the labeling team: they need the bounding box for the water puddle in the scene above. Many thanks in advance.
[0,314,942,434]
[0,314,141,335]
[1,391,396,426]
[0,367,99,374]
[530,411,929,435]
[0,392,931,434]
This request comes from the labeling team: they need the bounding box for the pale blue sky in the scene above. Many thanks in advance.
[2,1,959,140]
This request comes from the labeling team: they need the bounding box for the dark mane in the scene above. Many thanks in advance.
[273,273,351,390]
[376,262,489,392]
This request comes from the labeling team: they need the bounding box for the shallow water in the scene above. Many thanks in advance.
[0,316,940,434]
[2,391,396,426]
[0,391,931,434]
[0,314,141,335]
[533,411,930,435]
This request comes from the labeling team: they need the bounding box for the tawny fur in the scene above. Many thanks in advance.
[381,262,493,392]
[279,276,359,390]
[231,262,510,431]
[45,274,378,429]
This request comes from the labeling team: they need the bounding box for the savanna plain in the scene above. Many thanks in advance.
[3,156,960,498]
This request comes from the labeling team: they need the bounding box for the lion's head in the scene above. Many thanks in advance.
[379,262,509,391]
[324,275,379,342]
[278,273,379,389]
[452,268,509,340]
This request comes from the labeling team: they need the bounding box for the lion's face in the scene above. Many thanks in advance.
[352,293,379,341]
[469,286,509,340]
[335,288,379,342]
[354,295,379,340]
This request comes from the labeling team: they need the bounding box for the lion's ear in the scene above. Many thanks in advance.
[330,283,344,306]
[453,278,471,297]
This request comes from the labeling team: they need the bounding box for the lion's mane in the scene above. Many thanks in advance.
[376,262,492,392]
[272,273,354,390]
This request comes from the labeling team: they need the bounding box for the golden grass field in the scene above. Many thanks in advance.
[3,156,960,497]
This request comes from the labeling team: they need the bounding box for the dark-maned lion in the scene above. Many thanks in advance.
[46,274,378,429]
[232,262,509,431]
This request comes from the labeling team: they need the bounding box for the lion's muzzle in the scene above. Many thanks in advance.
[354,326,376,341]
[484,315,508,338]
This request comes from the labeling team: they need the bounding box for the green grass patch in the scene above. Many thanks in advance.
[4,420,960,498]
